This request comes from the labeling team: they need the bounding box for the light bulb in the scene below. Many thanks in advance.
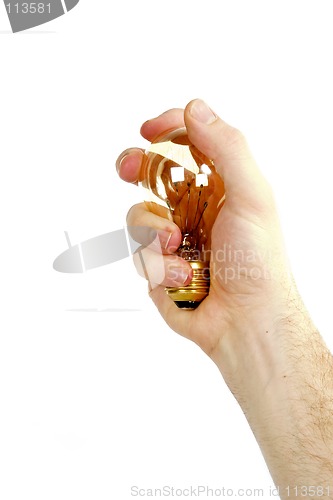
[140,127,225,310]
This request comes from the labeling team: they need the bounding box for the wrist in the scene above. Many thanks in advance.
[209,285,314,411]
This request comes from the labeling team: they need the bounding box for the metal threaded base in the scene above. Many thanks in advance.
[166,260,210,310]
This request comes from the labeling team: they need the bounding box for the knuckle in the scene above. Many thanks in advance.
[133,248,166,284]
[224,125,247,152]
[126,203,145,226]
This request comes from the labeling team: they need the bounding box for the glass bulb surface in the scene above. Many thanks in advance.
[141,128,225,309]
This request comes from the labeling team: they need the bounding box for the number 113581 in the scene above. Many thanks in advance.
[6,3,51,14]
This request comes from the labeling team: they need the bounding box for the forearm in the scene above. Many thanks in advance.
[211,291,333,497]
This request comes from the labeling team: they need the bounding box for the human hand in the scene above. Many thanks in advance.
[116,99,295,359]
[116,99,333,494]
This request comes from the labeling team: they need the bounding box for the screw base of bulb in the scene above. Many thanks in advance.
[166,260,210,310]
[174,300,201,310]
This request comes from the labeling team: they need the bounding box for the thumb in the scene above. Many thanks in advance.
[184,99,273,213]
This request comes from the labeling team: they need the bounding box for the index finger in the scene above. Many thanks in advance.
[140,108,185,142]
[116,108,185,184]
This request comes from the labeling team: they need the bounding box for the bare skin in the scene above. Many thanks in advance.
[116,99,333,497]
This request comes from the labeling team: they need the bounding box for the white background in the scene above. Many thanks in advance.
[1,1,333,498]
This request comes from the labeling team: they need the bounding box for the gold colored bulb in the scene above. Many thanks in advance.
[141,128,225,309]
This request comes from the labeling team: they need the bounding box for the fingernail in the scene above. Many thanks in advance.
[148,229,173,252]
[190,99,217,124]
[170,267,190,285]
[158,230,173,250]
[116,153,129,175]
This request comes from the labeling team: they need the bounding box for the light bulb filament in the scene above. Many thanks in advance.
[185,183,191,234]
[191,187,201,233]
[194,200,208,233]
[170,179,209,249]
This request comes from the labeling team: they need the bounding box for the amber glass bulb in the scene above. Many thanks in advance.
[140,128,225,309]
